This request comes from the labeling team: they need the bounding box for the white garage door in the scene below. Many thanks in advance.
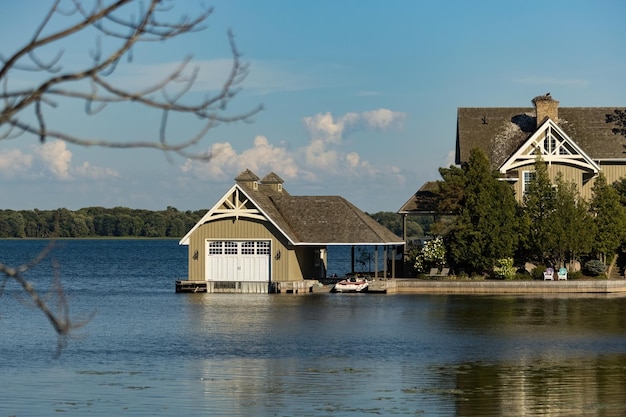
[206,240,270,282]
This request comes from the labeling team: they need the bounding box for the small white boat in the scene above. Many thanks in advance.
[333,276,369,293]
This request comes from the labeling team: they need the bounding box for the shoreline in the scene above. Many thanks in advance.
[377,278,626,294]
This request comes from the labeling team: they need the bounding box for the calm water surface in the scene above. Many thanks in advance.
[1,240,626,416]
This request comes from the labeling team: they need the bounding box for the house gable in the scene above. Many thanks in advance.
[178,184,295,245]
[499,118,601,174]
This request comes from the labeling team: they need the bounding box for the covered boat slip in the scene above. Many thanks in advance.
[176,242,402,293]
[177,170,405,293]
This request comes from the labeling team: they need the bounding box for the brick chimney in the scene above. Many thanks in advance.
[532,93,559,127]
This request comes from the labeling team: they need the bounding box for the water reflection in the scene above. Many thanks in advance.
[451,355,626,417]
[182,294,626,416]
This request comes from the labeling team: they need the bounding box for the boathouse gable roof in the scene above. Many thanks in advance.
[269,195,403,245]
[180,170,404,246]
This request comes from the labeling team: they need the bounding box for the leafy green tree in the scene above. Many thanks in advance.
[606,109,626,137]
[549,173,594,267]
[0,211,26,237]
[444,148,519,274]
[522,156,557,264]
[589,173,626,264]
[611,177,626,206]
[437,165,466,214]
[368,211,423,238]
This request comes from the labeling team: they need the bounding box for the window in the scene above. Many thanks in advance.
[208,241,223,255]
[257,241,270,255]
[224,241,238,255]
[544,136,556,154]
[241,241,255,254]
[523,170,536,195]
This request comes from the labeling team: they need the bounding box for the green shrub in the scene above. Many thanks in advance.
[413,236,446,273]
[568,270,583,280]
[493,257,516,280]
[584,259,607,276]
[531,265,546,280]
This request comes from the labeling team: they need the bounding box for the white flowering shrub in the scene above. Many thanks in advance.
[414,236,446,273]
[493,257,516,280]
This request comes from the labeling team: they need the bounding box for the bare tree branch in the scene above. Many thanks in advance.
[0,0,260,350]
[0,240,92,355]
[0,0,261,157]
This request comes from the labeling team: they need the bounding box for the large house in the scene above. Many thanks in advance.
[179,169,404,293]
[400,95,626,238]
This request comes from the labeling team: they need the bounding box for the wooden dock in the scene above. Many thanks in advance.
[176,279,626,295]
[175,280,207,293]
[175,279,320,294]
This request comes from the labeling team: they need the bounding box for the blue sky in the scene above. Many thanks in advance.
[1,0,625,213]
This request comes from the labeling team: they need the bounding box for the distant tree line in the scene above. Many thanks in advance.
[0,206,206,238]
[1,205,422,240]
[367,211,424,238]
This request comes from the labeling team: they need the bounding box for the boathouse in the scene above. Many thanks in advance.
[178,169,404,293]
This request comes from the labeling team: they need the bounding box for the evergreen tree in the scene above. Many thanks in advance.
[550,174,594,267]
[522,156,557,264]
[611,177,626,206]
[589,173,626,264]
[445,148,519,274]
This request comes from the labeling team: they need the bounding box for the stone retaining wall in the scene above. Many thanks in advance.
[388,279,626,294]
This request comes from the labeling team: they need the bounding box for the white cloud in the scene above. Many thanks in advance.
[444,149,456,167]
[74,162,120,180]
[182,108,406,184]
[0,140,119,181]
[361,109,406,130]
[33,140,72,179]
[391,165,406,184]
[345,152,360,168]
[0,149,33,177]
[302,109,406,173]
[187,135,300,180]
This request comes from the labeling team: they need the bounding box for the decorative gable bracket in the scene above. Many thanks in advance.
[499,119,600,174]
[211,187,266,222]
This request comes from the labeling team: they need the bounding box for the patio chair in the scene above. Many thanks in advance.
[557,267,568,280]
[543,267,554,280]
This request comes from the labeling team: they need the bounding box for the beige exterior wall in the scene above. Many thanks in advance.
[187,218,292,281]
[509,162,626,202]
[598,162,626,185]
[185,217,322,283]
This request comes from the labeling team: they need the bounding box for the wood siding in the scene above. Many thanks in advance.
[509,162,626,202]
[185,217,314,283]
[598,162,626,185]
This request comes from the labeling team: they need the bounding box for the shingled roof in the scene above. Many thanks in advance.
[398,181,440,214]
[236,175,403,245]
[180,169,404,246]
[457,103,626,168]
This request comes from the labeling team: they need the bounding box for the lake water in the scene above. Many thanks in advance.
[1,239,626,416]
